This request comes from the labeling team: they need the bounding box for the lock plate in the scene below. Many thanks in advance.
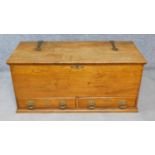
[71,64,84,69]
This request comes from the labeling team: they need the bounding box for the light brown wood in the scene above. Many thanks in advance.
[11,64,143,98]
[16,96,136,111]
[7,41,147,64]
[7,41,147,113]
[18,97,76,109]
[17,107,138,113]
[78,97,136,108]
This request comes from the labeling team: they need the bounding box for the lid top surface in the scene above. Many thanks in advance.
[7,41,147,64]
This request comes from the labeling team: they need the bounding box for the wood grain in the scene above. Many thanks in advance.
[18,97,76,109]
[11,64,143,98]
[17,107,138,113]
[78,97,136,108]
[7,41,147,64]
[7,41,147,112]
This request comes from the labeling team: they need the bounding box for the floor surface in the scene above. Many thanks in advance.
[0,67,155,121]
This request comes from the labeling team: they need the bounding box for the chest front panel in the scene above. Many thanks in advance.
[11,64,142,98]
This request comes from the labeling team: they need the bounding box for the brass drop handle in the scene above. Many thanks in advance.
[118,100,128,109]
[88,100,96,109]
[59,100,67,109]
[27,100,35,110]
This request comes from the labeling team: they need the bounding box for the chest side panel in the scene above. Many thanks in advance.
[11,64,143,99]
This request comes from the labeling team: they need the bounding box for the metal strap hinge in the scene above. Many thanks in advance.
[35,40,44,51]
[110,41,118,51]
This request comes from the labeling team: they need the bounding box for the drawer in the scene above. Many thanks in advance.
[18,98,76,110]
[78,97,137,109]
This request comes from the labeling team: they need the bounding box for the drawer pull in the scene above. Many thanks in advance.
[59,100,67,109]
[27,100,35,110]
[88,100,96,109]
[118,100,128,109]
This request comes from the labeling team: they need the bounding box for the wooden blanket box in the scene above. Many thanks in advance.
[7,41,147,113]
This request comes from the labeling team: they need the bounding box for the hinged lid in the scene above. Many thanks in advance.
[7,41,147,64]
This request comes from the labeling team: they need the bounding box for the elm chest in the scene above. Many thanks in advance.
[7,41,147,112]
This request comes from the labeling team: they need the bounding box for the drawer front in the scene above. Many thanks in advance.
[78,97,136,109]
[18,98,76,110]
